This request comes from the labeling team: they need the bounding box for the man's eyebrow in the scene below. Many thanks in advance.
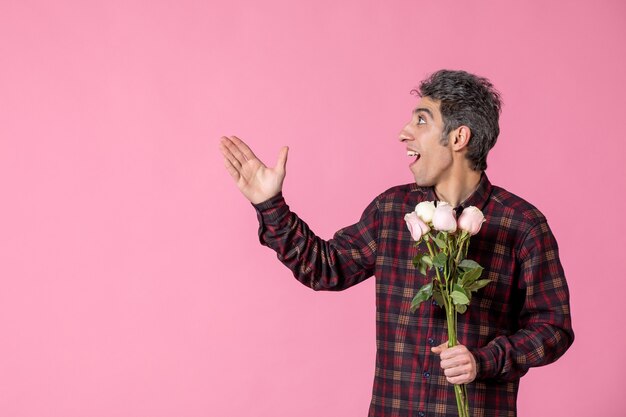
[413,107,434,119]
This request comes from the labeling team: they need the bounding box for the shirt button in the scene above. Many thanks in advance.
[427,337,435,345]
[418,412,425,417]
[423,371,430,378]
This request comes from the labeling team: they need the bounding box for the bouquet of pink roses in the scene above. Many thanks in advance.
[405,201,490,417]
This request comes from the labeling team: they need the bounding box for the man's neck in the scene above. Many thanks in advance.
[434,170,482,207]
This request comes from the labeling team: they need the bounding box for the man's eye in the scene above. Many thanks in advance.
[417,116,426,125]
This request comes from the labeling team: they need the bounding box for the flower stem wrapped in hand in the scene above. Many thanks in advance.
[404,201,489,417]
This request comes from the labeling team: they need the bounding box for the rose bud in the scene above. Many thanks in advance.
[415,201,436,223]
[457,206,485,236]
[432,202,457,232]
[404,211,431,241]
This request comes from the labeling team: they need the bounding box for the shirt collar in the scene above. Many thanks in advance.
[424,173,493,213]
[459,172,492,211]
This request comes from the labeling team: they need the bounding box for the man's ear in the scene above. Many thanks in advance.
[452,126,471,151]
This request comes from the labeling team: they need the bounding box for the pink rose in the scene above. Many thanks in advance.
[457,206,485,236]
[404,211,431,241]
[415,201,436,223]
[432,202,457,232]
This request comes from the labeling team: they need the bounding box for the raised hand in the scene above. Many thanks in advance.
[219,136,289,204]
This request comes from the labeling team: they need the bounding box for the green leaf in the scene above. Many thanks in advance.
[459,259,481,270]
[412,253,431,276]
[412,254,422,268]
[413,253,427,267]
[453,283,469,295]
[452,284,472,304]
[462,266,484,284]
[451,290,470,305]
[432,252,447,268]
[410,282,433,313]
[458,269,470,283]
[432,235,447,249]
[456,304,467,314]
[432,287,445,309]
[468,279,492,292]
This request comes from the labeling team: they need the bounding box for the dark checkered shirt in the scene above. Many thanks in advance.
[253,174,574,417]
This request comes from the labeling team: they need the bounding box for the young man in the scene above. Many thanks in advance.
[219,70,574,417]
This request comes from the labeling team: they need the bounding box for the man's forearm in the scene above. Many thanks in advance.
[253,193,379,291]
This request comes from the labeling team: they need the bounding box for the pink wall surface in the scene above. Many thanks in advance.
[1,1,624,416]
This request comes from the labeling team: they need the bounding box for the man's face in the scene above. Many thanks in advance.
[399,96,454,187]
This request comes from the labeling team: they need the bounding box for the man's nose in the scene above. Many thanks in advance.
[399,130,412,142]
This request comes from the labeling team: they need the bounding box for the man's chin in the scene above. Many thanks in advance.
[413,176,434,188]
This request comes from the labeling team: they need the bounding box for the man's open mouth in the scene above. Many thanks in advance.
[408,150,421,165]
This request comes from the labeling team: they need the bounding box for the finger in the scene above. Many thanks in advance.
[219,140,243,169]
[276,146,289,173]
[439,345,467,360]
[443,363,469,377]
[440,352,471,367]
[446,374,470,385]
[221,136,248,165]
[431,341,448,354]
[440,357,471,369]
[230,136,258,161]
[222,156,241,181]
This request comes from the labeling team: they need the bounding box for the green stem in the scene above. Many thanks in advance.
[464,235,470,257]
[461,384,470,417]
[444,280,470,416]
[425,237,436,260]
[454,385,464,417]
[454,385,469,417]
[455,235,465,265]
[430,232,471,416]
[425,239,443,285]
[446,305,456,345]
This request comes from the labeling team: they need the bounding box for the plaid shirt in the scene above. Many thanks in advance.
[253,174,574,417]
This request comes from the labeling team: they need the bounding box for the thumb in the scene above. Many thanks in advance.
[276,146,289,173]
[431,341,448,354]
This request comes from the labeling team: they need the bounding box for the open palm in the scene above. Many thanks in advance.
[219,136,289,204]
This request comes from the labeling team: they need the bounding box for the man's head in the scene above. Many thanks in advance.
[413,70,502,172]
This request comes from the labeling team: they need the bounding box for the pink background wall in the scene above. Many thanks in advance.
[1,1,624,416]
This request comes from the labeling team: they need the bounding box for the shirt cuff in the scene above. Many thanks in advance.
[470,343,500,380]
[252,192,290,226]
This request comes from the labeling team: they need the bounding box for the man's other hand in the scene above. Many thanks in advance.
[219,136,288,204]
[431,342,477,385]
